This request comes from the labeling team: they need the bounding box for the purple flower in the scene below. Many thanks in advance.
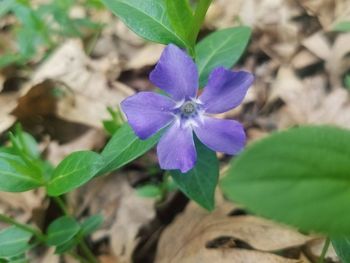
[121,44,254,173]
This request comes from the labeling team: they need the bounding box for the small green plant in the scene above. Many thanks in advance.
[0,0,103,68]
[3,1,350,262]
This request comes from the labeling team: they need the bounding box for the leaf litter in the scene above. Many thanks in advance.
[1,0,350,262]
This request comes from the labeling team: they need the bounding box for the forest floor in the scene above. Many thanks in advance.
[1,0,350,262]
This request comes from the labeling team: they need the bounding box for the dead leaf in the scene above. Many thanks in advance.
[298,0,350,30]
[326,33,350,88]
[0,92,18,133]
[277,75,350,129]
[305,238,338,263]
[269,66,304,103]
[27,40,132,128]
[155,201,312,263]
[46,128,106,165]
[126,44,163,70]
[302,31,331,60]
[69,174,156,263]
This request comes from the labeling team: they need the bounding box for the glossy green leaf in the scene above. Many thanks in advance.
[0,153,43,192]
[171,140,219,211]
[47,151,103,196]
[221,126,350,235]
[80,214,103,236]
[46,216,80,246]
[6,254,27,263]
[196,27,251,86]
[333,21,350,32]
[55,238,77,254]
[99,124,161,174]
[101,0,188,48]
[0,226,32,258]
[165,0,193,44]
[10,127,40,159]
[136,184,161,198]
[332,237,350,263]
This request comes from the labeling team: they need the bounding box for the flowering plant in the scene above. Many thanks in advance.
[122,44,254,173]
[1,0,350,262]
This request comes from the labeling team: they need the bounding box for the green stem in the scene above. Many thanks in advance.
[318,237,330,263]
[0,213,46,243]
[189,0,212,45]
[52,196,99,263]
[79,239,99,263]
[69,251,89,263]
[52,196,69,216]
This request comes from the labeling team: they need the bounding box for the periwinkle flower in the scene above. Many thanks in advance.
[121,44,254,173]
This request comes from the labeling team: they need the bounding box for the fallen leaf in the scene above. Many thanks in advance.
[277,75,350,129]
[69,174,156,263]
[27,40,133,128]
[155,200,312,263]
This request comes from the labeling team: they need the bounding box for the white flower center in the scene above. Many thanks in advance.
[181,101,196,115]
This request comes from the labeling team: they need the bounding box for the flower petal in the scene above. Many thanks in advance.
[199,67,254,114]
[157,121,196,173]
[121,92,176,139]
[193,116,246,154]
[149,44,198,101]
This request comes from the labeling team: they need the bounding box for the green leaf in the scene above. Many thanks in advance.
[333,21,350,32]
[0,152,43,192]
[136,184,162,198]
[345,75,350,89]
[195,27,251,86]
[0,0,14,18]
[47,151,104,196]
[80,214,103,236]
[0,226,32,258]
[99,124,161,174]
[55,238,77,254]
[100,0,188,48]
[11,126,40,159]
[0,54,22,69]
[332,237,350,263]
[221,126,350,235]
[170,139,219,211]
[165,0,193,44]
[46,216,80,246]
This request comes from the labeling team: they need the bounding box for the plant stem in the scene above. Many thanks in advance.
[318,237,330,263]
[0,213,46,243]
[69,251,89,263]
[52,196,99,263]
[79,239,99,263]
[189,0,212,45]
[52,196,69,215]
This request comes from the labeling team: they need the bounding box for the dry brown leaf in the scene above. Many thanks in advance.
[305,238,338,262]
[208,0,300,62]
[302,31,331,60]
[69,174,156,263]
[26,40,132,128]
[155,201,311,263]
[298,0,350,30]
[277,75,350,129]
[37,248,59,263]
[0,189,47,226]
[291,49,320,70]
[0,92,18,133]
[126,44,163,70]
[46,128,106,165]
[268,66,304,103]
[157,248,302,263]
[326,33,350,88]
